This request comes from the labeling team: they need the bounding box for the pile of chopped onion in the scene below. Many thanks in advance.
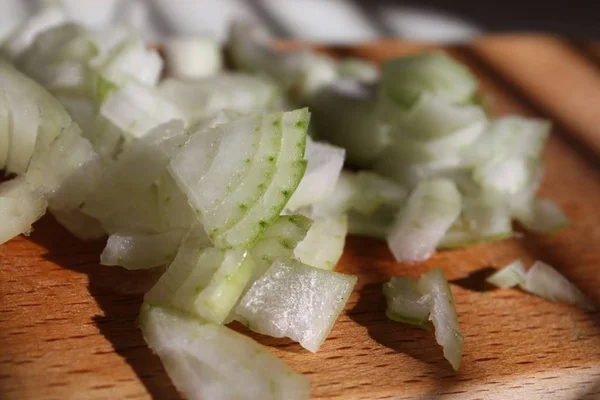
[0,5,582,398]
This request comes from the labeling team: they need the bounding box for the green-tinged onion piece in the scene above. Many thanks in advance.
[384,268,462,370]
[380,51,478,109]
[418,268,463,370]
[140,304,310,400]
[383,277,430,326]
[170,108,308,249]
[307,79,389,168]
[250,214,312,279]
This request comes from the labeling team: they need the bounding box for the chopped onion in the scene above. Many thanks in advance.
[235,259,357,352]
[486,260,526,289]
[387,178,461,262]
[516,197,569,234]
[251,214,312,279]
[163,36,223,80]
[384,94,486,141]
[307,79,389,167]
[159,74,281,124]
[0,59,72,174]
[380,51,478,108]
[383,277,431,326]
[418,268,463,370]
[0,177,48,245]
[463,116,550,166]
[351,171,407,214]
[146,245,253,324]
[82,120,187,221]
[100,82,186,139]
[294,214,348,271]
[285,138,345,212]
[487,260,594,311]
[171,109,308,248]
[100,229,185,270]
[140,304,310,400]
[385,268,462,370]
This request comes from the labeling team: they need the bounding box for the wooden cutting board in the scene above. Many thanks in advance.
[2,35,600,400]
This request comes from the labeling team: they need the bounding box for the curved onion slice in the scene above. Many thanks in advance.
[140,304,310,400]
[418,268,463,370]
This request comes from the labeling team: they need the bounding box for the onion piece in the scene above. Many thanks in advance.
[516,197,569,234]
[351,171,407,214]
[148,246,254,324]
[25,123,97,197]
[307,79,389,167]
[0,176,48,245]
[100,82,186,139]
[418,268,463,370]
[384,94,486,141]
[101,229,186,270]
[140,304,310,400]
[486,260,526,289]
[472,157,539,197]
[163,36,223,80]
[383,277,431,326]
[144,225,211,305]
[522,261,594,311]
[285,138,345,212]
[202,109,308,248]
[234,258,357,352]
[50,208,105,241]
[387,178,461,262]
[251,214,312,279]
[228,20,337,99]
[159,74,280,124]
[294,214,348,271]
[384,268,462,369]
[309,172,357,218]
[380,51,478,108]
[82,120,188,221]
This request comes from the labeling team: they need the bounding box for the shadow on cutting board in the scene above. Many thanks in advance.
[30,215,182,400]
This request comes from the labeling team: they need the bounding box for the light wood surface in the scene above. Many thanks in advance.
[2,36,600,400]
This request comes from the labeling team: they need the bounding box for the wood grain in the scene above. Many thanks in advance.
[2,36,600,400]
